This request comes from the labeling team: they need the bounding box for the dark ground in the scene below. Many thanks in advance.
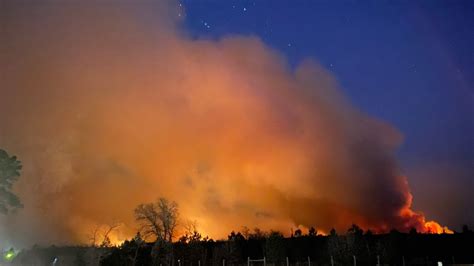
[7,230,474,266]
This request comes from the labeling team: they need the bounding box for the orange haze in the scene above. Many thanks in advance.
[0,0,449,247]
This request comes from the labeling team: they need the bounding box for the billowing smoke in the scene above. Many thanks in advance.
[0,1,447,247]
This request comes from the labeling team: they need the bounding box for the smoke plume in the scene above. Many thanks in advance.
[0,0,447,247]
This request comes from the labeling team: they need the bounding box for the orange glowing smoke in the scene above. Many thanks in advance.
[398,191,452,234]
[424,221,453,234]
[0,0,451,246]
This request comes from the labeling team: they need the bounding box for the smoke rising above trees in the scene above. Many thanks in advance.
[0,0,450,246]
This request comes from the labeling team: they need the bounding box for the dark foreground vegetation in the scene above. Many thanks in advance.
[2,152,473,265]
[8,228,474,266]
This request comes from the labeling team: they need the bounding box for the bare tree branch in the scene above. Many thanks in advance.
[134,197,179,242]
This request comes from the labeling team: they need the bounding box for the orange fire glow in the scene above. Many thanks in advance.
[0,1,452,246]
[397,191,452,234]
[423,221,453,234]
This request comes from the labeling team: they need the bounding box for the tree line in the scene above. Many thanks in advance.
[2,149,474,265]
[99,198,474,266]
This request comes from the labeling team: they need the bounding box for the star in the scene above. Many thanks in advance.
[243,7,247,12]
[202,21,211,29]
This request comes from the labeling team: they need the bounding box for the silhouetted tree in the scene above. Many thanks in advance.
[227,231,245,264]
[294,228,302,237]
[240,226,250,239]
[101,233,151,266]
[308,227,317,237]
[90,225,101,247]
[249,227,266,240]
[135,198,179,266]
[101,223,121,247]
[347,224,363,237]
[134,198,179,242]
[345,224,368,263]
[0,149,23,214]
[131,232,145,266]
[183,220,202,243]
[89,222,121,247]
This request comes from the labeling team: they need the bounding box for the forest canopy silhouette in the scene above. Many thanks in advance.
[9,199,474,266]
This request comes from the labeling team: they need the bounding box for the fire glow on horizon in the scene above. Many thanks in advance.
[0,0,451,246]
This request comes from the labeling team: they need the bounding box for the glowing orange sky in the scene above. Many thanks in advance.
[0,1,449,246]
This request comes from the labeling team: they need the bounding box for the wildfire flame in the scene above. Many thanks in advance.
[397,191,452,234]
[423,221,453,234]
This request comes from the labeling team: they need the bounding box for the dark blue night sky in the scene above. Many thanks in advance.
[181,0,473,227]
